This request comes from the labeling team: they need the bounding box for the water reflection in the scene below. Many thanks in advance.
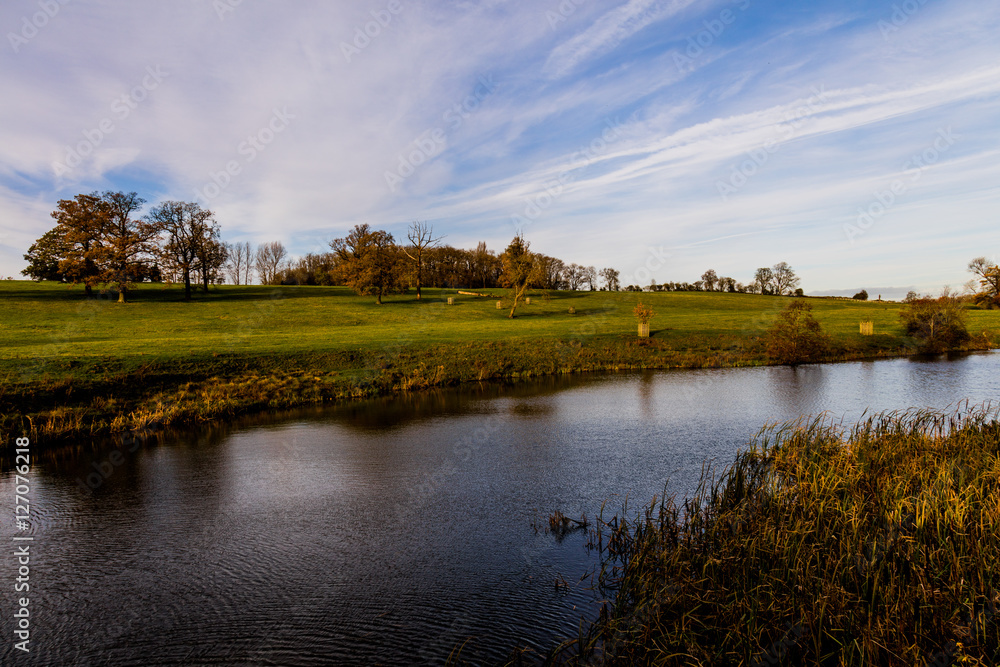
[1,352,998,666]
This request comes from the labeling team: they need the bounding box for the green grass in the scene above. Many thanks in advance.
[1,281,997,445]
[522,406,1000,666]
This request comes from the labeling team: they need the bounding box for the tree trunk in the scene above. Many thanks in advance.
[184,270,192,301]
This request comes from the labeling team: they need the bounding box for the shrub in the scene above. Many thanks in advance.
[766,300,829,364]
[853,289,869,300]
[899,296,970,351]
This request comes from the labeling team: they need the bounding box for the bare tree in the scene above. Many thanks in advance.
[771,261,800,296]
[599,267,620,291]
[194,231,227,291]
[255,241,287,285]
[402,221,443,300]
[471,241,498,288]
[564,263,584,291]
[148,201,216,300]
[582,265,597,291]
[754,267,775,295]
[225,242,253,285]
[701,269,719,291]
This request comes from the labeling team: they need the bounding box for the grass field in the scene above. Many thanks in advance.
[2,280,998,445]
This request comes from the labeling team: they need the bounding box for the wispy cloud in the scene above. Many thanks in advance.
[544,0,696,78]
[1,0,998,293]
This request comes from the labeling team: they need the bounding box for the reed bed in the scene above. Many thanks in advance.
[527,404,1000,666]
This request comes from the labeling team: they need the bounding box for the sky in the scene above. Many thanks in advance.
[1,0,998,298]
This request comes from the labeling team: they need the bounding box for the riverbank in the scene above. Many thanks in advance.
[2,281,997,447]
[527,406,1000,667]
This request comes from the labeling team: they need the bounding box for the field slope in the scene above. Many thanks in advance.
[1,281,997,444]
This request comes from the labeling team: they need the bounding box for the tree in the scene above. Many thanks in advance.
[534,255,565,290]
[330,224,405,304]
[22,227,70,282]
[499,235,537,318]
[968,257,1000,308]
[255,241,287,285]
[225,242,253,285]
[194,229,227,291]
[48,192,108,295]
[771,262,800,296]
[900,295,970,351]
[766,300,829,364]
[470,241,498,289]
[564,263,584,291]
[718,276,736,293]
[701,269,718,292]
[582,266,597,291]
[852,290,869,301]
[402,221,443,300]
[599,267,620,291]
[754,267,774,295]
[148,201,217,300]
[93,191,155,303]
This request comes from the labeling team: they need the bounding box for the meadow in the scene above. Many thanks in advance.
[2,280,997,445]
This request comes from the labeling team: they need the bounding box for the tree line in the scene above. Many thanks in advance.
[23,192,813,305]
[623,262,802,296]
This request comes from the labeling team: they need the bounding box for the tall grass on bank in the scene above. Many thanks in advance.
[535,405,1000,666]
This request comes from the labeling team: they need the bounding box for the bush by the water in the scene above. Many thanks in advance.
[766,300,829,364]
[900,295,970,351]
[529,406,1000,666]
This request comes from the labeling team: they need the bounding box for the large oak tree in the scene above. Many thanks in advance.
[330,224,405,304]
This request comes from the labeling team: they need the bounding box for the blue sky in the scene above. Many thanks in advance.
[1,0,998,297]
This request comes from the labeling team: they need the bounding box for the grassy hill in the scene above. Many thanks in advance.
[2,281,997,445]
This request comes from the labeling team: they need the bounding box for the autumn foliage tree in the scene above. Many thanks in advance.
[93,191,158,303]
[968,257,1000,308]
[900,294,970,351]
[766,300,829,364]
[330,224,406,304]
[499,234,537,318]
[49,192,108,294]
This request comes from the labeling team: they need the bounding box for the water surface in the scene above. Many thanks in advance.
[2,352,998,665]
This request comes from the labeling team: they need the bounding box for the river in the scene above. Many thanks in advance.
[2,351,998,665]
